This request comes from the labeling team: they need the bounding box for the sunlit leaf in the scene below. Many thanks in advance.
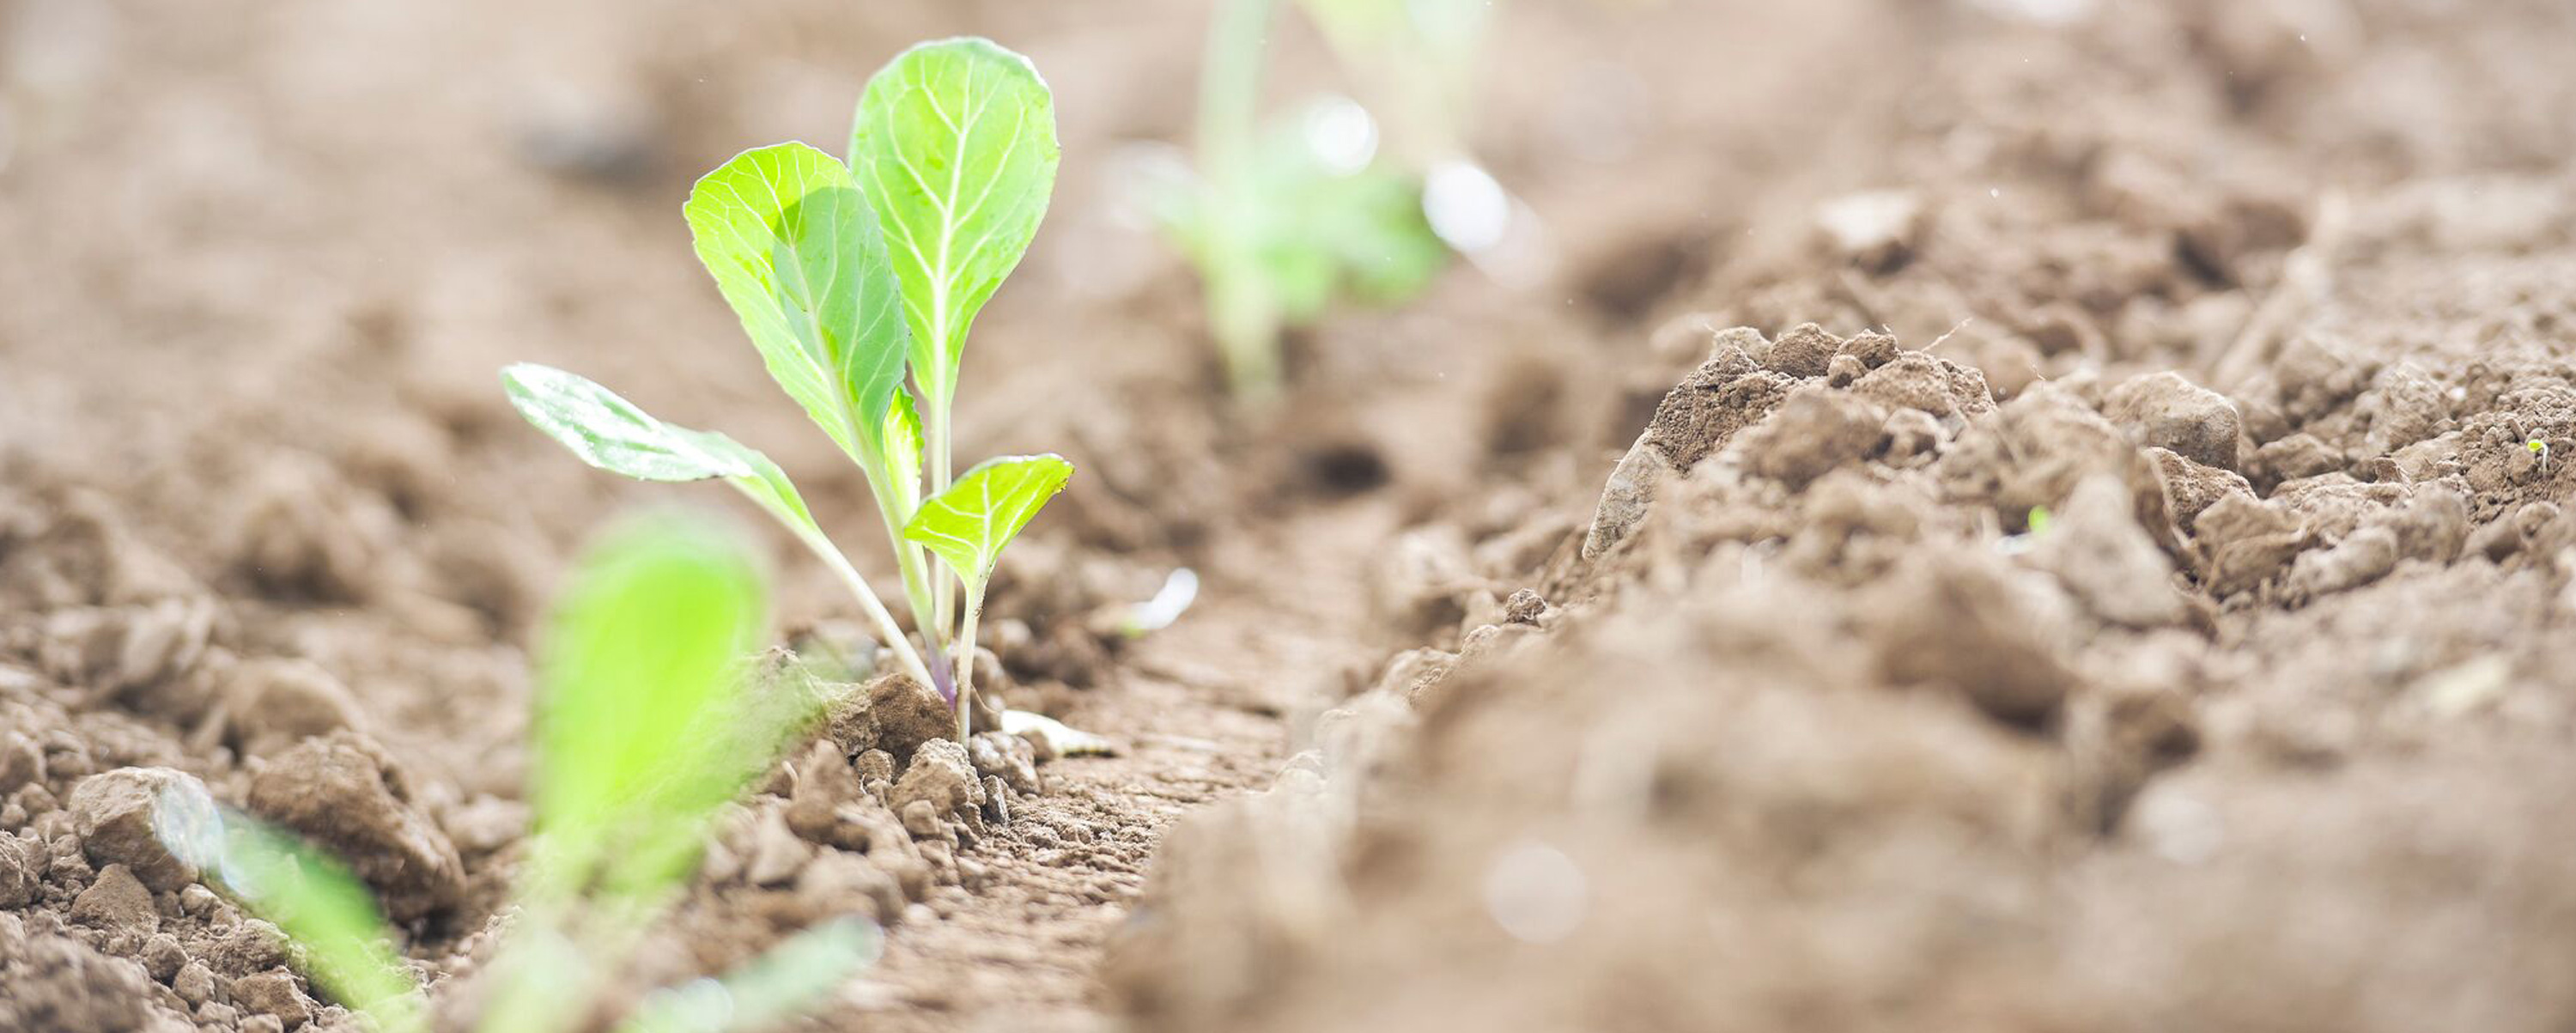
[528,517,768,903]
[503,363,757,483]
[501,363,816,528]
[879,386,925,520]
[683,143,913,460]
[613,919,883,1033]
[901,453,1072,590]
[848,37,1060,406]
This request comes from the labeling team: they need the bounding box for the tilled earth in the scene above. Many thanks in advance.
[7,0,2576,1031]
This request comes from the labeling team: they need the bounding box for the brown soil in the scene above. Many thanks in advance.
[7,0,2576,1030]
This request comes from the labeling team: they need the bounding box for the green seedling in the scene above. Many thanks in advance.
[1159,0,1451,398]
[157,519,877,1033]
[507,37,1072,741]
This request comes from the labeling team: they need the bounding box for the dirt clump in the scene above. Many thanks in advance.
[2107,370,2245,471]
[243,732,466,922]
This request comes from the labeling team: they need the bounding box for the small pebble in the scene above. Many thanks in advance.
[173,960,217,1006]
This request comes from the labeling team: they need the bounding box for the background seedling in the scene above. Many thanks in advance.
[507,37,1073,741]
[1155,0,1467,399]
[158,518,877,1033]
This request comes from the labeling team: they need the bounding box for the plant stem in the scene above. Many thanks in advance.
[871,489,954,698]
[783,520,936,692]
[926,409,957,641]
[951,582,984,742]
[1200,0,1285,399]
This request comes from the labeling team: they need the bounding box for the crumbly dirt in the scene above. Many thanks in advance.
[8,0,2576,1030]
[1103,2,2576,1032]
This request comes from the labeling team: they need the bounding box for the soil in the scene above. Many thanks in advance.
[6,0,2576,1031]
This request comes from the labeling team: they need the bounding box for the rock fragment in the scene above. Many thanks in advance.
[2107,371,2244,471]
[70,863,157,934]
[889,739,985,820]
[224,659,366,757]
[68,767,216,893]
[867,674,955,767]
[244,732,465,921]
[229,968,313,1030]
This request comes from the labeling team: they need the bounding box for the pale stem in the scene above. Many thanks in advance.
[1198,0,1285,399]
[869,490,955,698]
[925,382,959,643]
[782,520,936,692]
[951,580,985,742]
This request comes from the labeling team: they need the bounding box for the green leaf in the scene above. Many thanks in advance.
[902,453,1072,589]
[683,143,912,459]
[848,37,1060,404]
[155,800,425,1033]
[1151,118,1446,331]
[613,919,882,1033]
[501,363,817,528]
[529,517,769,904]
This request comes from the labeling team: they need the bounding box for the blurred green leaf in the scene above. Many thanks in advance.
[1159,115,1446,327]
[684,143,913,464]
[848,37,1060,409]
[153,794,424,1033]
[613,919,883,1033]
[528,517,769,903]
[902,454,1072,592]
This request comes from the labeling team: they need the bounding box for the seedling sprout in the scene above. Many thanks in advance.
[156,518,877,1033]
[506,37,1073,741]
[1155,0,1468,398]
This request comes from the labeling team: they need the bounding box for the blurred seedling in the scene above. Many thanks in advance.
[507,37,1074,742]
[158,519,879,1033]
[1154,0,1520,399]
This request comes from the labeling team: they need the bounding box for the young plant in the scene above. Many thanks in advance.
[506,36,1072,741]
[1157,0,1523,398]
[1161,0,1449,398]
[157,518,878,1033]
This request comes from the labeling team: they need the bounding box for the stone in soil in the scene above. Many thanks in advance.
[70,862,158,934]
[0,832,41,907]
[67,766,216,893]
[244,732,465,921]
[2106,370,2245,471]
[890,738,985,821]
[223,658,368,758]
[229,967,315,1029]
[866,673,956,767]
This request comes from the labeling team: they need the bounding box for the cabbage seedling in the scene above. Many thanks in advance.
[507,37,1072,740]
[1159,0,1449,398]
[157,518,878,1033]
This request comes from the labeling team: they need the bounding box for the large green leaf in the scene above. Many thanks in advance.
[501,363,814,527]
[529,518,768,903]
[683,143,912,459]
[902,453,1072,589]
[848,37,1060,405]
